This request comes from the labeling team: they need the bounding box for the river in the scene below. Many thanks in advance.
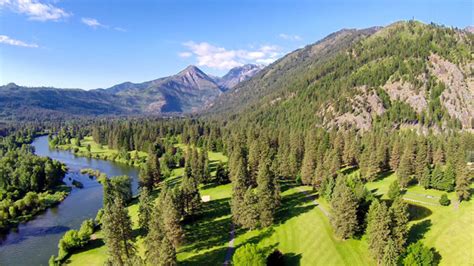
[0,136,139,265]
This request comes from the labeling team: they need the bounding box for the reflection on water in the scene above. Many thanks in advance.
[0,136,138,265]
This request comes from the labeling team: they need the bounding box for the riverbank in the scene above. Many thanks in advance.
[0,186,71,234]
[0,136,140,266]
[51,136,148,167]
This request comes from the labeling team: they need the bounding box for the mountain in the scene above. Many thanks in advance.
[216,64,263,91]
[0,83,137,120]
[208,21,473,132]
[105,65,222,113]
[0,64,260,120]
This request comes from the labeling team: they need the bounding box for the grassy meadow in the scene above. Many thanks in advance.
[59,138,473,266]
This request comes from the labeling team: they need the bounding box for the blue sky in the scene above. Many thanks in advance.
[0,0,472,90]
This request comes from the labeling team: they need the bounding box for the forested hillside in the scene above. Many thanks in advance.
[209,21,473,132]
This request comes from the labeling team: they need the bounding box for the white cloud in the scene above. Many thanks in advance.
[0,0,70,21]
[81,17,104,28]
[0,35,38,48]
[279,33,302,41]
[81,17,126,32]
[180,41,281,70]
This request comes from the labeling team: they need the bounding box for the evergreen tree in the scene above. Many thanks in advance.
[419,166,431,189]
[330,175,358,239]
[161,186,184,248]
[455,165,471,201]
[138,187,153,232]
[240,188,259,229]
[180,166,201,217]
[382,239,399,266]
[145,198,178,266]
[342,131,357,166]
[215,162,230,184]
[231,156,249,226]
[102,198,135,265]
[367,201,391,264]
[301,131,316,185]
[256,158,279,227]
[387,180,401,200]
[389,139,401,171]
[397,147,413,188]
[390,197,409,254]
[432,164,454,191]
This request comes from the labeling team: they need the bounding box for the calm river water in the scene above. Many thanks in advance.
[0,136,139,265]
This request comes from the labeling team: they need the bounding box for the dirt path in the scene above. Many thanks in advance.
[297,187,330,217]
[223,223,235,265]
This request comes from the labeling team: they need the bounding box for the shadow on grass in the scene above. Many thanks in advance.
[275,189,316,225]
[341,166,358,176]
[408,204,432,221]
[284,252,302,266]
[407,219,431,244]
[178,246,228,266]
[373,170,394,182]
[180,198,231,253]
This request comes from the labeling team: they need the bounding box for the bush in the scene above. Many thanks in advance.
[232,244,266,266]
[403,241,434,266]
[439,194,450,206]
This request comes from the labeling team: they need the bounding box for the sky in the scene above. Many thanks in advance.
[0,0,472,90]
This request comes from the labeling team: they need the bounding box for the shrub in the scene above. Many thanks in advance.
[403,241,434,266]
[232,244,266,266]
[439,194,450,206]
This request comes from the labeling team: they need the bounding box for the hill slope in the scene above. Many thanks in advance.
[208,21,474,132]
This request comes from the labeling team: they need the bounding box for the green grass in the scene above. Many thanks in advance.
[365,171,474,265]
[64,145,473,266]
[55,136,148,166]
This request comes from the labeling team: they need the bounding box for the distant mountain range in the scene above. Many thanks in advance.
[0,64,262,119]
[2,21,472,130]
[209,21,473,131]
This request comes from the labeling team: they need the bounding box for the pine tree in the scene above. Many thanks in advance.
[433,146,444,165]
[455,165,471,201]
[397,147,413,188]
[382,239,399,266]
[367,201,391,264]
[148,147,161,186]
[419,166,431,189]
[330,175,358,239]
[180,167,201,217]
[430,164,444,190]
[389,139,401,171]
[138,187,153,232]
[301,131,316,185]
[102,198,135,265]
[387,180,401,200]
[240,188,259,229]
[257,158,278,227]
[158,236,177,265]
[390,197,409,254]
[161,186,184,248]
[247,139,261,184]
[139,164,153,191]
[145,198,178,266]
[342,132,357,166]
[231,155,249,226]
[414,139,429,180]
[441,163,455,191]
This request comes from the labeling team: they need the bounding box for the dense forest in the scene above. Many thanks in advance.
[41,116,473,265]
[0,129,67,232]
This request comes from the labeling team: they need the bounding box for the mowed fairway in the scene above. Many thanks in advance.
[366,172,474,266]
[232,185,373,266]
[63,139,473,265]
